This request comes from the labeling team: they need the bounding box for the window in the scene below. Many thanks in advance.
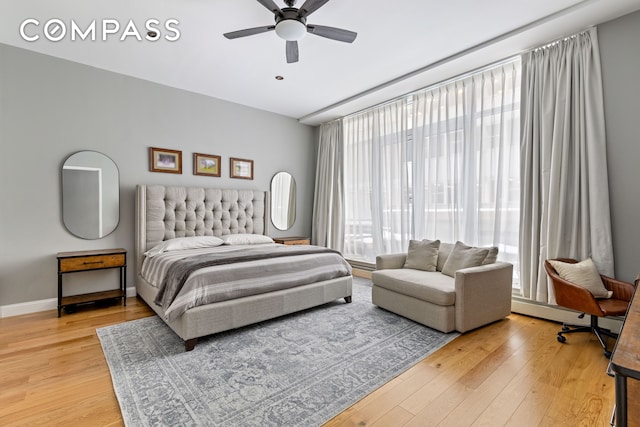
[343,59,521,286]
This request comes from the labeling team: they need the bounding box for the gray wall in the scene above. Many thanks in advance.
[0,43,316,306]
[599,10,640,283]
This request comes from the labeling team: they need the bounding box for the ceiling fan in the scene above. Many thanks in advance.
[223,0,357,64]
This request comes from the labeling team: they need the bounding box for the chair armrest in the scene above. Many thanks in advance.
[453,262,513,332]
[376,253,407,270]
[601,275,635,302]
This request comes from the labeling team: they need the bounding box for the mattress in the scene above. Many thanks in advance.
[141,243,352,321]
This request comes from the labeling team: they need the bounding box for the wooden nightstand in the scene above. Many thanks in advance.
[272,237,311,245]
[57,248,127,317]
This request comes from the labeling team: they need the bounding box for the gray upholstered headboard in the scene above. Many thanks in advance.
[135,184,270,273]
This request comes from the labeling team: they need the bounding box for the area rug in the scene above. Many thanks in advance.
[97,278,458,426]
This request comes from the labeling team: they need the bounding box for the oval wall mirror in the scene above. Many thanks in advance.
[271,171,296,231]
[62,151,120,239]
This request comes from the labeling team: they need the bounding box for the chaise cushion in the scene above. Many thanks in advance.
[372,269,455,306]
[403,239,440,271]
[441,241,489,277]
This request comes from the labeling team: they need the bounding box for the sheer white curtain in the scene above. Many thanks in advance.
[412,61,521,270]
[520,28,614,303]
[312,120,345,250]
[343,99,410,261]
[342,62,520,268]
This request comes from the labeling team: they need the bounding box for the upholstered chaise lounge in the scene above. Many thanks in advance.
[372,240,513,333]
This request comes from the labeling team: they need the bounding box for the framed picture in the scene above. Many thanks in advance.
[193,152,221,177]
[149,147,182,174]
[230,157,254,180]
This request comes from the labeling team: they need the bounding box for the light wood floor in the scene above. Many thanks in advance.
[0,298,615,427]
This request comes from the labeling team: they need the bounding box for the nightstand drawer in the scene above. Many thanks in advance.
[273,237,311,245]
[59,253,125,272]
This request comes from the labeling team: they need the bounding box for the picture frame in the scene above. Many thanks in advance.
[193,152,221,177]
[230,157,254,180]
[149,147,182,174]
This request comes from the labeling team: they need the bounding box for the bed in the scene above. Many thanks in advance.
[135,184,353,351]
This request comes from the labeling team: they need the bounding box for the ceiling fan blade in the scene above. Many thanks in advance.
[223,26,275,39]
[307,25,357,43]
[298,0,331,19]
[286,40,299,63]
[256,0,282,16]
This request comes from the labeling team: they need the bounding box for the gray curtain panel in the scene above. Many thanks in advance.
[312,120,345,251]
[519,28,614,303]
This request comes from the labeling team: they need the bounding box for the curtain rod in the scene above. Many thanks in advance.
[300,0,599,125]
[339,56,520,121]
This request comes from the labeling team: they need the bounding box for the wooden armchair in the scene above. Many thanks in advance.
[544,258,635,358]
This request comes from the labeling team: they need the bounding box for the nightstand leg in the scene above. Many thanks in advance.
[57,272,62,317]
[122,265,127,306]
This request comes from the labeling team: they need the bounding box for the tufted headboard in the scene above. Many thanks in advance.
[135,184,270,274]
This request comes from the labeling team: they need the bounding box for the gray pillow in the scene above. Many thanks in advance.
[482,246,499,265]
[441,241,490,277]
[403,239,441,271]
[436,242,455,272]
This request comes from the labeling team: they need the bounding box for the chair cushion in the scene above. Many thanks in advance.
[372,269,455,306]
[441,241,490,277]
[598,297,631,316]
[547,258,612,299]
[403,239,440,271]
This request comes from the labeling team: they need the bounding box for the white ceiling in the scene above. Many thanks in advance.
[2,0,640,125]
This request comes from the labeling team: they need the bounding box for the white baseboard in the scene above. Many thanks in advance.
[0,297,58,318]
[126,286,137,298]
[511,297,623,333]
[0,286,137,318]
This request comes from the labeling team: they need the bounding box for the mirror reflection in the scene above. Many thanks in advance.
[271,171,296,231]
[62,151,119,239]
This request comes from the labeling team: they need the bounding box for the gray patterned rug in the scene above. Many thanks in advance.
[97,278,458,426]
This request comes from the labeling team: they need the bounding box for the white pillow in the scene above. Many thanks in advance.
[548,258,612,299]
[221,234,274,245]
[144,236,224,258]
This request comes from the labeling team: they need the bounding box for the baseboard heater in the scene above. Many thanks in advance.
[511,296,623,333]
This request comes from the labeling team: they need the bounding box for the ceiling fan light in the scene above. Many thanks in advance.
[275,19,306,41]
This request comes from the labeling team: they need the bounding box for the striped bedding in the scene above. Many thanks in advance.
[141,243,352,322]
